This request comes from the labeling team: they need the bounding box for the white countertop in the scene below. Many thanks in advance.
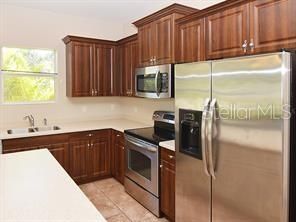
[0,149,106,222]
[0,119,150,140]
[159,140,175,152]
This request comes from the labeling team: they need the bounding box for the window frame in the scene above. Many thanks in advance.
[0,46,58,105]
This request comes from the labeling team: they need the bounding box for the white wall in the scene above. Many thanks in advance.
[0,4,174,128]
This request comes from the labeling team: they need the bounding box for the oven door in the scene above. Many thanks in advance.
[125,135,159,196]
[135,64,172,99]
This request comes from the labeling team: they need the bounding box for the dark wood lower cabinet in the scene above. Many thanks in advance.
[160,147,176,222]
[2,134,70,172]
[112,130,125,184]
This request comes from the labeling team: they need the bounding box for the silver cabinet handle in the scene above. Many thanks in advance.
[150,57,153,64]
[160,164,163,168]
[201,98,211,177]
[249,38,255,52]
[87,143,90,147]
[207,98,217,179]
[88,133,93,137]
[122,147,125,150]
[153,56,156,64]
[168,155,174,159]
[91,89,94,96]
[95,89,98,96]
[242,40,248,53]
[116,134,121,137]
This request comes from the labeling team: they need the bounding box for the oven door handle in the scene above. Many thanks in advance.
[126,137,158,153]
[155,70,161,97]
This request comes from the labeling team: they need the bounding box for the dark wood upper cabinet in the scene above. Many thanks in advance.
[175,18,205,63]
[94,44,115,96]
[63,36,116,97]
[68,42,93,97]
[205,4,250,59]
[249,0,296,54]
[133,4,198,67]
[138,24,154,67]
[117,34,138,97]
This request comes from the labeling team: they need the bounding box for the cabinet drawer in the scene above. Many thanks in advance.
[2,134,69,152]
[160,147,175,165]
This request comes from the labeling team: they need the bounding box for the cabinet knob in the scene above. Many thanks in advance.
[87,143,90,147]
[168,155,174,159]
[160,164,163,168]
[122,147,125,150]
[116,134,121,137]
[150,58,153,64]
[88,133,93,137]
[249,38,255,52]
[242,40,248,53]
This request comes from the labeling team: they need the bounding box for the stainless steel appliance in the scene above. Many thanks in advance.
[175,52,296,222]
[135,64,174,99]
[124,111,175,216]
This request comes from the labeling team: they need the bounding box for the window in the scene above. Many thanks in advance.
[1,47,57,104]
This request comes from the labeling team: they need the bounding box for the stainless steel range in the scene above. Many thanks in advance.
[124,111,175,216]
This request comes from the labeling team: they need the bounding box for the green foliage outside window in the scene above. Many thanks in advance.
[1,47,56,103]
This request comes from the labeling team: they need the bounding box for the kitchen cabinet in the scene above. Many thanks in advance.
[69,130,111,184]
[117,34,138,96]
[175,0,296,61]
[2,134,70,172]
[249,0,296,54]
[112,130,125,184]
[205,4,249,59]
[160,147,175,221]
[133,4,197,67]
[63,36,116,97]
[175,18,205,63]
[205,0,296,59]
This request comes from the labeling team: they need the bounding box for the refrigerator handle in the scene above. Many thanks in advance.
[201,98,211,177]
[208,98,217,179]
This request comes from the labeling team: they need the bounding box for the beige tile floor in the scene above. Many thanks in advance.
[80,178,169,222]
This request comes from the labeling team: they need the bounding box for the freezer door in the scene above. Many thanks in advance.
[175,62,212,222]
[211,53,290,222]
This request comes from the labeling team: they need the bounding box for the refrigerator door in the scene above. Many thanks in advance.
[175,62,212,222]
[211,53,290,222]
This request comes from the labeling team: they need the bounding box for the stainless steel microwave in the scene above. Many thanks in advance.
[135,64,174,99]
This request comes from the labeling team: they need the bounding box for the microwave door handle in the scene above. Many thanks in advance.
[201,98,211,177]
[126,137,157,153]
[207,98,217,179]
[155,71,160,97]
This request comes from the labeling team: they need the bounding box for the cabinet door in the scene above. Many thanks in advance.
[94,45,114,96]
[69,140,89,183]
[70,42,93,97]
[176,19,205,63]
[154,15,174,65]
[114,132,125,184]
[205,4,249,59]
[249,0,296,54]
[88,134,111,179]
[47,143,69,173]
[122,41,138,96]
[138,23,154,67]
[160,159,175,221]
[130,41,138,96]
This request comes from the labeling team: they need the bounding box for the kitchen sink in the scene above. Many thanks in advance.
[7,126,61,134]
[34,126,61,132]
[7,128,36,134]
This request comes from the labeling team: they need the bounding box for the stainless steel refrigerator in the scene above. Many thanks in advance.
[175,52,296,222]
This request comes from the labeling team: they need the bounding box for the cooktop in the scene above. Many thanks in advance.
[124,126,175,145]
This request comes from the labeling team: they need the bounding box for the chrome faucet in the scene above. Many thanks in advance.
[24,115,35,128]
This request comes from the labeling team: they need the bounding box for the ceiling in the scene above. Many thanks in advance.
[0,0,225,23]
